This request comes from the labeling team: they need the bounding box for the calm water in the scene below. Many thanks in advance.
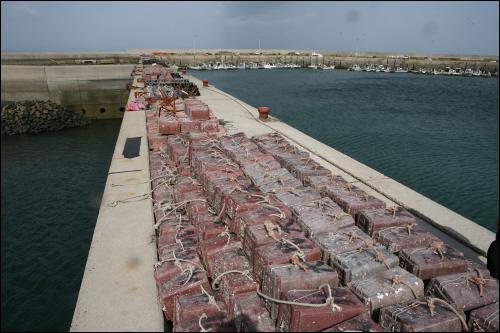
[1,119,122,332]
[1,69,498,332]
[194,69,499,232]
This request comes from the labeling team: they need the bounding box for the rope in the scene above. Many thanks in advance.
[389,276,419,299]
[385,206,399,219]
[264,220,282,241]
[153,198,207,229]
[358,192,371,202]
[337,232,391,269]
[257,172,274,186]
[343,184,354,192]
[181,265,195,286]
[464,268,486,296]
[198,313,212,332]
[408,243,446,262]
[215,200,226,223]
[218,226,231,245]
[314,200,340,213]
[438,268,493,297]
[269,187,302,197]
[258,162,272,170]
[377,223,419,238]
[280,238,305,260]
[211,269,252,290]
[106,193,151,207]
[260,204,286,219]
[109,180,150,187]
[256,283,342,312]
[323,213,351,224]
[154,251,203,270]
[417,297,468,331]
[250,194,270,204]
[200,285,222,311]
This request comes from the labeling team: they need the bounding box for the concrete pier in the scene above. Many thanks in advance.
[70,106,163,331]
[71,65,495,331]
[1,64,134,118]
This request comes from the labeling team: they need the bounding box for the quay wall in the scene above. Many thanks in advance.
[70,63,495,331]
[1,65,134,118]
[2,49,498,68]
[126,49,499,61]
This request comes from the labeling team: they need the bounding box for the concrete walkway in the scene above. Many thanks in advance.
[70,108,163,331]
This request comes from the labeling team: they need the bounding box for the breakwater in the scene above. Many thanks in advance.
[1,64,134,119]
[1,100,91,134]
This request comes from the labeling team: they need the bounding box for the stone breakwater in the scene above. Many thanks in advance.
[1,100,91,135]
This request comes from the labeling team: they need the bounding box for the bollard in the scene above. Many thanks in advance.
[202,79,209,87]
[258,107,271,119]
[182,70,187,75]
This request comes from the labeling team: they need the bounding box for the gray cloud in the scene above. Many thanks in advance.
[422,20,438,36]
[0,1,498,55]
[220,1,289,19]
[346,8,360,24]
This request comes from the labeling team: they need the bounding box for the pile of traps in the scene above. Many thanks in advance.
[148,128,499,331]
[144,96,226,144]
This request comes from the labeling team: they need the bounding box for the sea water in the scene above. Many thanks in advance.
[1,119,122,332]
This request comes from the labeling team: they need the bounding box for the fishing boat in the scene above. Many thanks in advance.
[390,67,409,73]
[362,64,375,72]
[263,62,277,69]
[348,64,362,71]
[188,64,207,70]
[318,64,335,69]
[236,63,250,69]
[463,68,473,76]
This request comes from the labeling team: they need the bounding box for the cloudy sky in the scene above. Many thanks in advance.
[1,1,498,55]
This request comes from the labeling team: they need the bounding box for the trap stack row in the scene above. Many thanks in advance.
[147,123,499,329]
[144,79,200,96]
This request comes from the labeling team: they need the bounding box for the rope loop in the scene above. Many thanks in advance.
[256,283,342,312]
[261,204,286,219]
[385,206,399,219]
[417,297,468,331]
[211,269,253,290]
[198,313,212,332]
[218,226,231,245]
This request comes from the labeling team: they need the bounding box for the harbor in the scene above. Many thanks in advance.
[68,55,498,331]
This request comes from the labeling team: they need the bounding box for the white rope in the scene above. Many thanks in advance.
[200,285,222,311]
[211,269,252,290]
[256,283,342,312]
[107,193,151,207]
[198,313,212,332]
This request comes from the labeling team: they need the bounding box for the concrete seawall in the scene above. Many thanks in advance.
[70,66,495,331]
[1,64,134,118]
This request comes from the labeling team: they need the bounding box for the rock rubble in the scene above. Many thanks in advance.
[1,100,91,135]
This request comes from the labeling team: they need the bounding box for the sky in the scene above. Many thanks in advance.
[1,1,499,55]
